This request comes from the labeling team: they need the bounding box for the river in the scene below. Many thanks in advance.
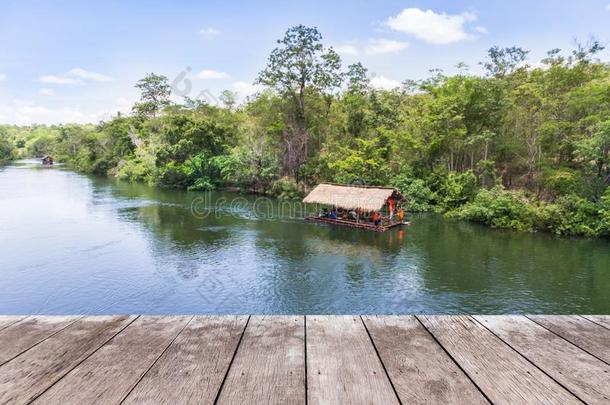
[1,160,608,314]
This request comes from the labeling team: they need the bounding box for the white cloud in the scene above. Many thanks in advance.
[0,97,134,125]
[335,44,359,56]
[474,26,488,34]
[39,88,54,96]
[370,75,401,90]
[0,73,6,81]
[39,75,82,85]
[67,68,112,82]
[199,27,220,37]
[386,8,477,44]
[0,100,87,124]
[365,39,409,55]
[39,68,112,85]
[232,81,263,96]
[195,69,231,80]
[606,3,610,11]
[335,39,408,56]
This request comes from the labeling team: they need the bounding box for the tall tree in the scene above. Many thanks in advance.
[132,73,171,118]
[482,46,529,78]
[257,25,342,176]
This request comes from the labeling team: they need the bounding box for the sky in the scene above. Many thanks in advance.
[1,0,609,125]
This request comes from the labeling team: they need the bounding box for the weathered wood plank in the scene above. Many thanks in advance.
[0,315,135,405]
[582,315,610,330]
[0,316,79,365]
[307,316,398,405]
[123,315,247,405]
[363,315,488,405]
[528,315,610,364]
[0,316,26,332]
[418,315,580,405]
[216,316,305,405]
[33,315,191,404]
[475,315,610,404]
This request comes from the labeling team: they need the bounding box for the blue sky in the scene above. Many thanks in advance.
[1,0,609,124]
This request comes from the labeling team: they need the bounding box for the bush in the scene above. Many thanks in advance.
[536,194,602,237]
[447,187,536,231]
[116,156,155,183]
[269,177,302,201]
[597,189,610,236]
[438,171,478,209]
[391,174,436,212]
[543,169,581,196]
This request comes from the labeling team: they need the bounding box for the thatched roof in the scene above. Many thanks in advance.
[302,183,404,211]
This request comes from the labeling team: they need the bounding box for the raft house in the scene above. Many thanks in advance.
[302,183,410,232]
[41,155,54,166]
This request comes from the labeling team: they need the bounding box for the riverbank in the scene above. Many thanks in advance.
[2,41,609,239]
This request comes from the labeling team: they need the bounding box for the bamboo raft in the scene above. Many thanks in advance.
[305,216,410,232]
[302,183,408,232]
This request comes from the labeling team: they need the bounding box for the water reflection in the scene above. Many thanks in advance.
[0,161,608,314]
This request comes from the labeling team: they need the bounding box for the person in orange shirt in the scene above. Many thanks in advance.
[397,207,405,223]
[372,210,379,226]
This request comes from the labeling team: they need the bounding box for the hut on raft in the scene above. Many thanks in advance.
[302,183,410,232]
[41,155,54,166]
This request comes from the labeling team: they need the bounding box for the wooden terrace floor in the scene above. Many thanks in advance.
[0,315,609,404]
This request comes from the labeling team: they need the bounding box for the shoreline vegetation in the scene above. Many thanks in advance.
[1,26,609,238]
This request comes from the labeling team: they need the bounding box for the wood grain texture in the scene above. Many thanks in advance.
[419,315,580,405]
[307,316,399,405]
[0,316,79,365]
[528,315,610,364]
[582,315,610,330]
[475,315,610,404]
[363,315,488,405]
[0,315,135,405]
[0,316,26,332]
[123,315,247,405]
[34,315,191,405]
[216,316,305,405]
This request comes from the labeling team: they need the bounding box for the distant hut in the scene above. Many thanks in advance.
[41,155,53,166]
[302,183,408,232]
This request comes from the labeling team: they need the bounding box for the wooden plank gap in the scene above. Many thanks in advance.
[414,315,492,404]
[28,315,140,404]
[212,315,251,405]
[118,315,195,404]
[359,315,404,405]
[472,315,608,403]
[0,316,82,367]
[580,315,610,331]
[0,316,28,332]
[527,315,610,366]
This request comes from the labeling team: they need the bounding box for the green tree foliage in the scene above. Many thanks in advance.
[256,25,342,176]
[0,131,16,163]
[132,73,171,118]
[3,28,609,237]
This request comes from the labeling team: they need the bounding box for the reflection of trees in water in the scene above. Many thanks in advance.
[410,215,610,312]
[241,214,423,312]
[83,180,610,313]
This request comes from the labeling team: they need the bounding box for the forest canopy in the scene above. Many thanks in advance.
[2,26,609,237]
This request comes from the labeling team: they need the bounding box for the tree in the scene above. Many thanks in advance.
[257,25,342,177]
[219,90,238,110]
[482,46,529,78]
[345,62,369,94]
[132,73,171,118]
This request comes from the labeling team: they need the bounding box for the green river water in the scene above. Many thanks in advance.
[1,160,608,314]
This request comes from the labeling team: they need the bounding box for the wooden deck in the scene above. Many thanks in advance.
[0,315,608,404]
